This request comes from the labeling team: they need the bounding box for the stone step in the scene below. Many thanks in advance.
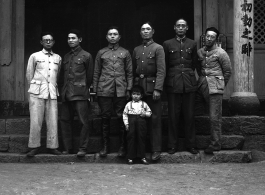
[1,116,265,136]
[0,150,252,163]
[0,134,245,153]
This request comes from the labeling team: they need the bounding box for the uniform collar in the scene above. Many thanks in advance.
[42,49,54,55]
[71,46,82,56]
[204,45,217,52]
[175,35,186,42]
[108,43,119,50]
[142,39,154,46]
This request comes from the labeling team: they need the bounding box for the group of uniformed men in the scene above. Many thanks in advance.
[26,18,231,160]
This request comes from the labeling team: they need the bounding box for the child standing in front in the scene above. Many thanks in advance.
[123,85,152,165]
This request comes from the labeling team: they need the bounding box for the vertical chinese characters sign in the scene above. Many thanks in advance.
[233,0,254,93]
[241,1,253,57]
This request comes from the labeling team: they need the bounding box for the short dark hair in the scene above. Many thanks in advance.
[131,85,144,96]
[205,27,220,39]
[141,21,154,30]
[68,29,82,38]
[107,26,120,34]
[175,18,189,27]
[40,31,54,41]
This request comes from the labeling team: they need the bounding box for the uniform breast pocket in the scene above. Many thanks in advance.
[185,48,193,59]
[74,58,85,73]
[117,52,126,65]
[169,50,179,60]
[36,59,46,69]
[147,54,156,65]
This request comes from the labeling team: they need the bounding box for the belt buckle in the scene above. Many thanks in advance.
[140,74,144,78]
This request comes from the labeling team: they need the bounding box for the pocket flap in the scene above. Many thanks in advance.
[37,59,45,63]
[215,76,224,80]
[30,80,41,84]
[63,60,69,64]
[146,77,156,83]
[75,58,84,64]
[74,82,86,86]
[53,59,60,65]
[148,54,155,59]
[170,50,178,53]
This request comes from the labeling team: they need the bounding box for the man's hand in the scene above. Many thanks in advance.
[126,91,130,101]
[125,124,129,131]
[153,90,161,101]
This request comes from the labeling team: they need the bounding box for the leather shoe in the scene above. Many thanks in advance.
[187,148,199,154]
[204,146,220,154]
[168,148,176,154]
[117,147,126,157]
[151,152,161,161]
[26,147,40,157]
[62,149,73,155]
[127,159,133,165]
[77,151,86,157]
[141,158,149,165]
[48,149,61,155]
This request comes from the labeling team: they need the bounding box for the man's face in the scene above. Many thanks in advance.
[205,31,217,47]
[106,29,120,44]
[140,23,154,40]
[174,19,188,37]
[40,35,54,50]
[68,33,81,48]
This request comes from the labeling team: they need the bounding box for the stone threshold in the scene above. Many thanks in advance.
[0,150,252,163]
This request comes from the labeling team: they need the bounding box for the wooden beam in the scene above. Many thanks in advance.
[194,0,203,49]
[0,0,12,66]
[205,0,219,28]
[14,0,25,101]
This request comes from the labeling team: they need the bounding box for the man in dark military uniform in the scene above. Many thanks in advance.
[132,22,166,161]
[163,19,198,154]
[93,26,133,157]
[60,29,94,157]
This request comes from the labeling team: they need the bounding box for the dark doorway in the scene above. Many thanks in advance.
[25,0,194,60]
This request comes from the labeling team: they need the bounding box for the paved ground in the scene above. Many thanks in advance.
[0,162,265,195]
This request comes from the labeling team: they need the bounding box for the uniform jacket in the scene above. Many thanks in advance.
[93,44,133,97]
[197,46,232,94]
[26,49,61,99]
[61,46,94,102]
[132,40,166,96]
[163,36,198,93]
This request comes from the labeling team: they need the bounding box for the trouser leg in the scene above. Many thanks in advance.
[209,94,223,150]
[60,101,74,151]
[167,93,181,148]
[145,96,162,152]
[28,96,45,148]
[136,117,147,158]
[45,98,59,149]
[182,92,196,149]
[114,96,127,155]
[75,100,90,152]
[126,116,136,159]
[98,97,112,156]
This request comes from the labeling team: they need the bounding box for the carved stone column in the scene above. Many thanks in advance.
[229,0,260,115]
